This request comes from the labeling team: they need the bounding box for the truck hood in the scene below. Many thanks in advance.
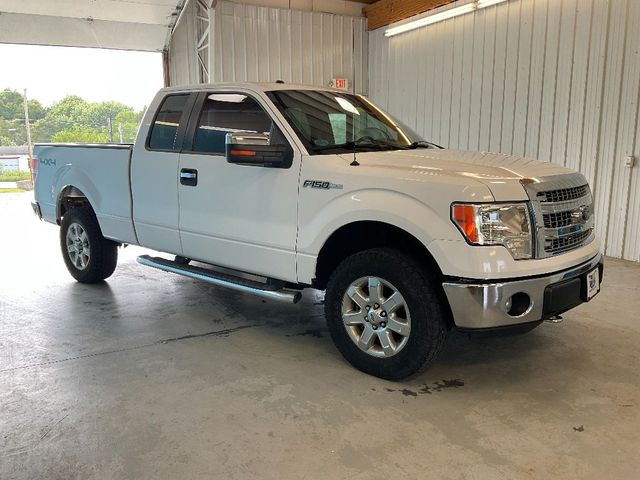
[340,149,575,201]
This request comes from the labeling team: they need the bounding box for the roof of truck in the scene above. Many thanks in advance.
[160,82,347,94]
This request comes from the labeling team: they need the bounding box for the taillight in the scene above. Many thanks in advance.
[30,155,38,184]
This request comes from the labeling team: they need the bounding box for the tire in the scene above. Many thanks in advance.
[325,248,448,380]
[60,206,118,283]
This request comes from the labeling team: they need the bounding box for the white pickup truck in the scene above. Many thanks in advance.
[32,83,603,379]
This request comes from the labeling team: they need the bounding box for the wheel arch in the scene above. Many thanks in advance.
[314,220,442,287]
[56,185,92,224]
[314,221,454,329]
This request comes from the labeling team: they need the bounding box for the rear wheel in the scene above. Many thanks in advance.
[325,248,447,380]
[60,206,118,283]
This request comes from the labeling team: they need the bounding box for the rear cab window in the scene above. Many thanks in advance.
[147,94,190,151]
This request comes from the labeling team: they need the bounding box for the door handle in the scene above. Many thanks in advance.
[180,168,198,186]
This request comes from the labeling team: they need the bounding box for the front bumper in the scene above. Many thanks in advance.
[442,253,603,329]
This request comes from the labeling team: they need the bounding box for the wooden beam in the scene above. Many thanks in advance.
[364,0,457,31]
[162,49,170,87]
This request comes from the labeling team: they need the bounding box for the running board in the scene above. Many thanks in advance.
[137,255,302,304]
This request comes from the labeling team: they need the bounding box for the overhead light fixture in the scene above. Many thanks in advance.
[384,0,507,37]
[477,0,507,8]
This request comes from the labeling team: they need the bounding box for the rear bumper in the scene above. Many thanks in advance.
[442,253,603,329]
[31,200,42,219]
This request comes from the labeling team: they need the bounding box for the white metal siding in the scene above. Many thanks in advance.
[168,0,199,86]
[369,0,640,261]
[210,1,368,93]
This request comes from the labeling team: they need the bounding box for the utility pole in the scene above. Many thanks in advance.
[107,116,114,143]
[118,123,123,144]
[23,89,34,177]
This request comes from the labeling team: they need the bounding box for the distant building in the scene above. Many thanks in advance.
[0,146,29,172]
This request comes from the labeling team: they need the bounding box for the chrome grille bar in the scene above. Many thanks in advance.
[536,184,589,203]
[545,229,593,255]
[523,173,595,258]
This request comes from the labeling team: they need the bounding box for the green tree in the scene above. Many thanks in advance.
[52,125,109,143]
[0,92,142,146]
[113,110,143,143]
[0,117,25,145]
[46,95,89,124]
[85,101,133,130]
[0,89,47,121]
[31,96,90,142]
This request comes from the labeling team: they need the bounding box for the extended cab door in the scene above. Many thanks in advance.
[131,93,196,254]
[177,91,300,282]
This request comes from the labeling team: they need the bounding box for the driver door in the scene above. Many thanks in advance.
[177,91,300,282]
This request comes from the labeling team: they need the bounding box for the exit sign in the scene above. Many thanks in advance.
[331,78,349,90]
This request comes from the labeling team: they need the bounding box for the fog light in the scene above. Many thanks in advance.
[506,292,531,317]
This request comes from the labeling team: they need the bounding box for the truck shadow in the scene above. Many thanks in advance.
[53,264,569,386]
[193,283,559,381]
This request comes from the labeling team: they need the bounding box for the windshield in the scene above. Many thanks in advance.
[266,90,435,154]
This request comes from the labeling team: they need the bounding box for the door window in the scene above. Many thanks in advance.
[147,94,190,151]
[191,93,277,154]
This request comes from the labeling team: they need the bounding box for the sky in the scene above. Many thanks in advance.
[0,44,163,110]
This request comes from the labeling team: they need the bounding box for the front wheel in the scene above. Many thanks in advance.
[325,248,448,380]
[60,206,118,283]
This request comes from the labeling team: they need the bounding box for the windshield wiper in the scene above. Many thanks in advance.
[310,138,440,153]
[407,140,442,149]
[310,139,400,153]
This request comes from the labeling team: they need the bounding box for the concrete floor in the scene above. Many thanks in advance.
[1,191,639,480]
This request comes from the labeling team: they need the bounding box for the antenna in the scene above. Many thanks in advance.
[349,114,359,166]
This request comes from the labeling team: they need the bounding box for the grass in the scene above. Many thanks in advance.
[0,171,31,182]
[0,188,24,193]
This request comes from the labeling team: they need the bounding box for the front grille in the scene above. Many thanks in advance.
[545,229,593,255]
[524,174,594,258]
[537,184,589,203]
[543,211,573,228]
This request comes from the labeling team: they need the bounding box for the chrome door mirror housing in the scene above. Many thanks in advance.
[225,132,292,168]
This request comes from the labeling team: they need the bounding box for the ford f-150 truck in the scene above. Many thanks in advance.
[32,83,603,379]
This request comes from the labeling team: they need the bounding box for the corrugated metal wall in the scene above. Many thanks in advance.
[210,1,368,93]
[369,0,640,262]
[168,0,199,86]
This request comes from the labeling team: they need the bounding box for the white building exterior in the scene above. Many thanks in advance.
[168,0,368,93]
[0,147,29,172]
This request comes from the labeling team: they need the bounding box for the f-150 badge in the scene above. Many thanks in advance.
[303,180,343,190]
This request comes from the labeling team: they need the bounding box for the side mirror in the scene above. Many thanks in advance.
[225,132,292,168]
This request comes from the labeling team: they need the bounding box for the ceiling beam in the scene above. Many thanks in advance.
[363,0,456,31]
[0,13,168,51]
[0,0,178,26]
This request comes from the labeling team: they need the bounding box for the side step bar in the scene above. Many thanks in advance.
[137,255,302,304]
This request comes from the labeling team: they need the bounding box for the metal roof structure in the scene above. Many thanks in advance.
[0,0,369,52]
[0,0,187,51]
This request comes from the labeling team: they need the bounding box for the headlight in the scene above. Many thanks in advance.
[451,203,532,259]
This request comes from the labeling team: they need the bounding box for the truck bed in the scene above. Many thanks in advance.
[33,143,137,244]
